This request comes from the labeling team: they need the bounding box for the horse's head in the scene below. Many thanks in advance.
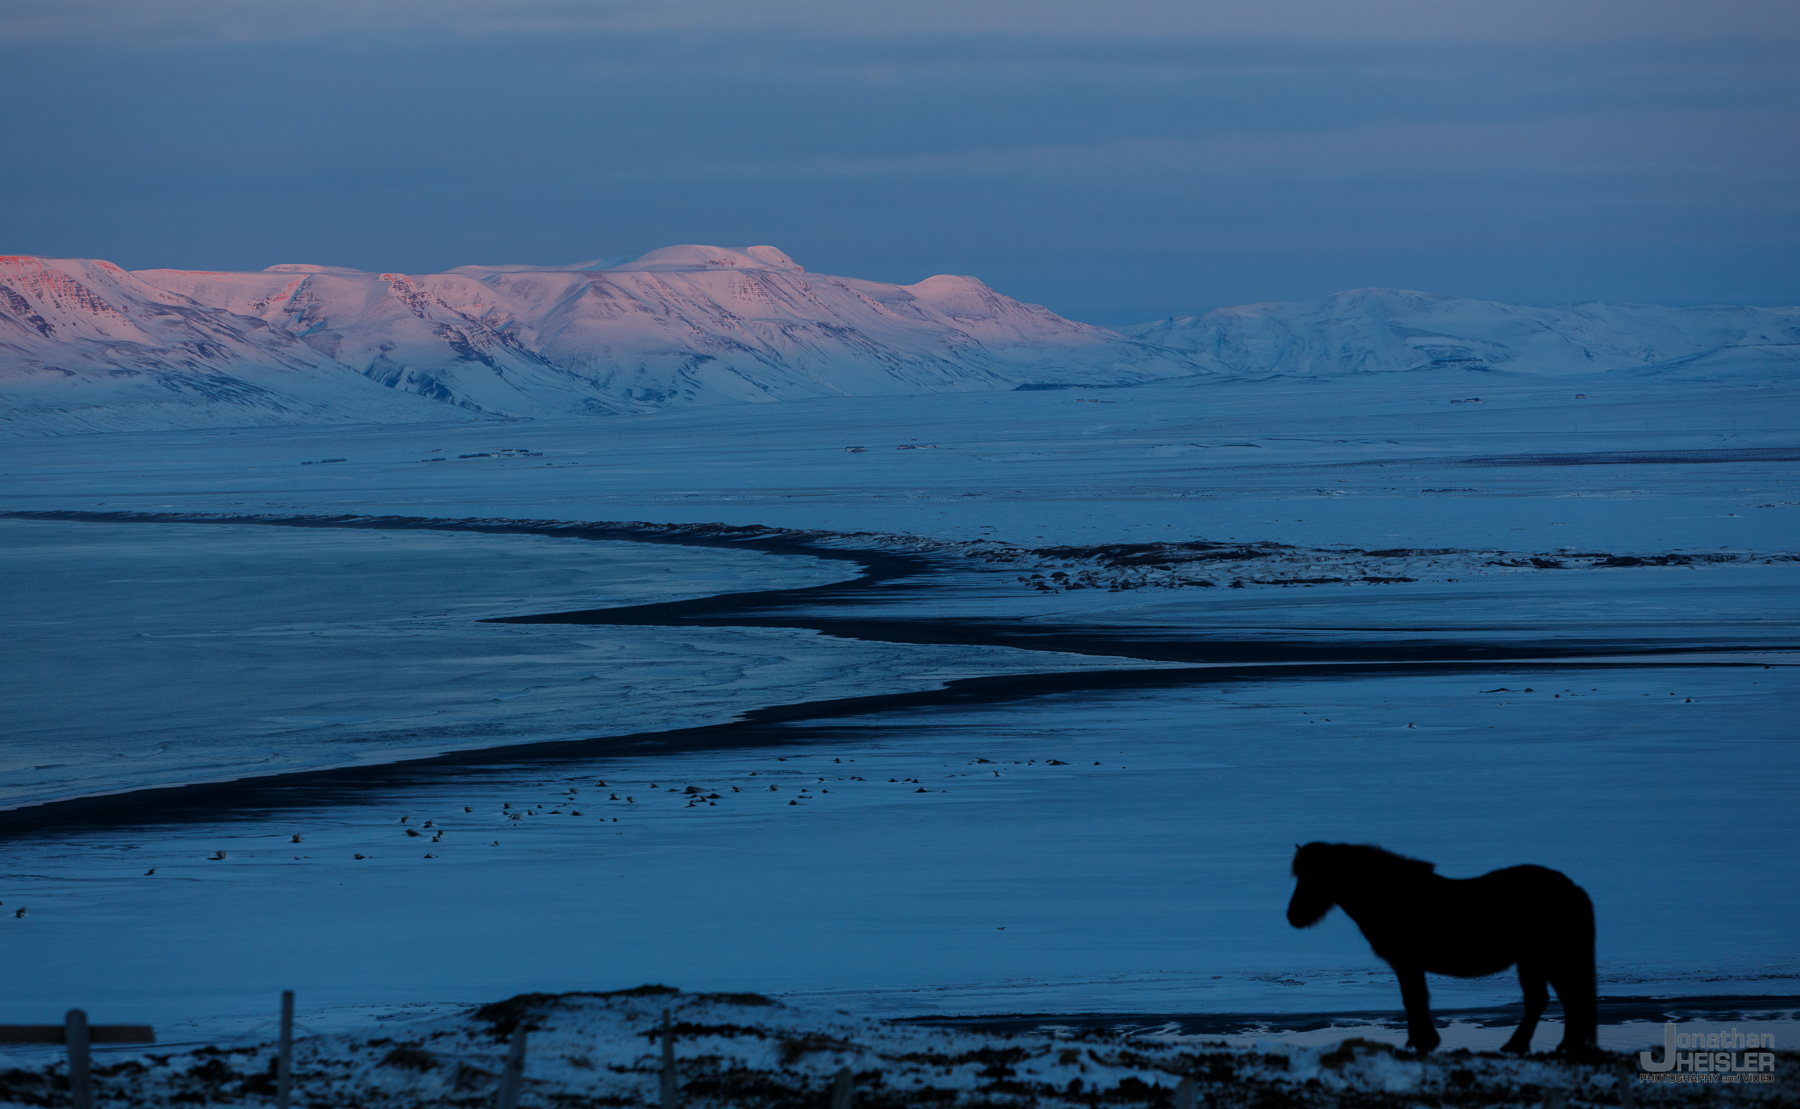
[1286,841,1338,928]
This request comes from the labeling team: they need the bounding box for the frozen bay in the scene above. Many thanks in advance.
[1,367,1794,1051]
[0,517,1147,810]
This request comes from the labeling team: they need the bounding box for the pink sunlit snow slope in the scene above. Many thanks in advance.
[0,246,1205,432]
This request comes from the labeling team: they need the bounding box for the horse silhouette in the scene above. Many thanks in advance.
[1286,842,1596,1054]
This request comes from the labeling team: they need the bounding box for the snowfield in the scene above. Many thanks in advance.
[0,989,1791,1108]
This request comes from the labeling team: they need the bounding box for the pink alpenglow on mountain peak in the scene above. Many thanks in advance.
[9,246,1785,436]
[0,246,1203,433]
[595,244,806,273]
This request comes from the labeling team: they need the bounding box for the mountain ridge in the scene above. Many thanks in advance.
[3,250,1794,435]
[1,246,1206,433]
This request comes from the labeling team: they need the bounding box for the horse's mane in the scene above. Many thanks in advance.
[1292,842,1437,880]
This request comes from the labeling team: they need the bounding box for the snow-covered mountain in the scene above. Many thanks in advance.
[8,256,1796,435]
[0,255,453,434]
[1125,288,1800,380]
[1,246,1205,434]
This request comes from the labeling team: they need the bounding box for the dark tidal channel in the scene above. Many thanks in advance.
[908,995,1800,1039]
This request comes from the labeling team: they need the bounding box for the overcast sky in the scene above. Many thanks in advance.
[4,0,1796,322]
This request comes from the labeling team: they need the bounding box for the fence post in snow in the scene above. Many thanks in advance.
[64,1010,91,1109]
[660,1010,679,1109]
[829,1066,854,1109]
[1174,1076,1196,1109]
[495,1027,527,1109]
[276,990,295,1109]
[1618,1062,1635,1109]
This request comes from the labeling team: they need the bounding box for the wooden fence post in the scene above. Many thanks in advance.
[276,991,295,1109]
[64,1010,91,1109]
[495,1027,527,1109]
[1174,1075,1197,1109]
[660,1011,678,1109]
[829,1066,853,1109]
[1618,1061,1635,1109]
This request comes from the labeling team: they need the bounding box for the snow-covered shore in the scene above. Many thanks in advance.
[2,989,1791,1108]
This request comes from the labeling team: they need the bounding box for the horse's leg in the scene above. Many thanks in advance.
[1502,961,1548,1054]
[1551,959,1599,1054]
[1395,965,1440,1053]
[1554,894,1600,1054]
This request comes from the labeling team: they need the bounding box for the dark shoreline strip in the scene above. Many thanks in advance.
[495,602,1765,667]
[16,508,1765,667]
[904,994,1800,1038]
[0,506,923,586]
[0,658,1752,837]
[1463,446,1800,468]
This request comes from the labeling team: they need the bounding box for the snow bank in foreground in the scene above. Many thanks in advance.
[3,988,1787,1108]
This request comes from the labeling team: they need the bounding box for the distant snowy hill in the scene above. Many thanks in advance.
[1,246,1203,434]
[1124,288,1800,380]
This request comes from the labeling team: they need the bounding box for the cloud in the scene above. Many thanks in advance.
[4,0,1798,44]
[0,17,1794,317]
[532,109,1799,183]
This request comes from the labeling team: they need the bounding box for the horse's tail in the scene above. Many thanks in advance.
[1561,881,1599,1049]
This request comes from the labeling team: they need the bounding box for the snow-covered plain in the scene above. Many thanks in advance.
[2,289,1796,1082]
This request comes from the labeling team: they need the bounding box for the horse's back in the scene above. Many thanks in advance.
[1393,865,1592,977]
[1469,864,1593,952]
[1478,865,1591,909]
